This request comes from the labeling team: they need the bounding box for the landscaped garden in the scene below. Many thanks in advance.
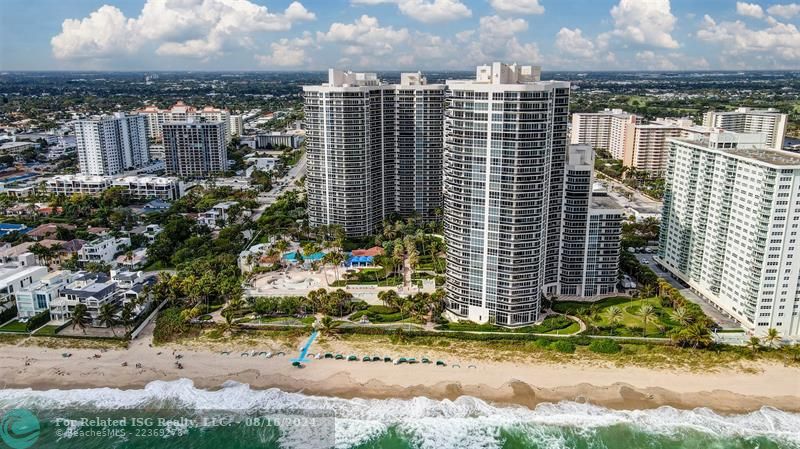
[331,268,402,287]
[552,294,707,339]
[435,315,578,334]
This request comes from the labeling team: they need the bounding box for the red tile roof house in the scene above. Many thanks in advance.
[27,223,77,241]
[351,246,385,257]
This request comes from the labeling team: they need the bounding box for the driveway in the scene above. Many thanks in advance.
[635,253,741,330]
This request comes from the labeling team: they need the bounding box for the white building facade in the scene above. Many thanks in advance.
[443,62,570,326]
[15,270,74,318]
[658,131,800,338]
[75,113,150,176]
[703,107,788,151]
[78,236,131,266]
[303,69,445,236]
[163,121,228,178]
[570,109,640,159]
[45,175,184,200]
[136,102,238,142]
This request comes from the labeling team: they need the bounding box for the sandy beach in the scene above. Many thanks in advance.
[1,324,798,414]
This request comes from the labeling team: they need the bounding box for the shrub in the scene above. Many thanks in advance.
[534,338,551,349]
[0,305,18,324]
[153,308,190,344]
[570,335,592,346]
[550,340,576,353]
[25,310,51,332]
[589,338,622,354]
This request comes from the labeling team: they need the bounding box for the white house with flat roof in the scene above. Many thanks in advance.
[15,270,75,318]
[78,236,131,266]
[0,261,48,312]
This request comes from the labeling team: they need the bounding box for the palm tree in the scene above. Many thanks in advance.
[319,315,340,336]
[120,302,135,334]
[641,284,655,299]
[764,328,781,348]
[70,303,90,334]
[671,306,692,327]
[681,323,713,349]
[790,343,800,363]
[639,304,655,337]
[747,336,762,354]
[606,306,623,335]
[377,290,399,309]
[97,303,118,335]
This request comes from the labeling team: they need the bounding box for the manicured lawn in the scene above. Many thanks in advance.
[0,320,29,333]
[253,316,315,326]
[33,325,61,336]
[350,305,405,323]
[331,273,402,287]
[553,296,678,338]
[436,316,575,334]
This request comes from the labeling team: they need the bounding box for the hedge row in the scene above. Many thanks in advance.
[0,305,18,324]
[25,310,51,332]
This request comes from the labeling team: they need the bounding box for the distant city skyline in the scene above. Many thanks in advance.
[0,0,799,71]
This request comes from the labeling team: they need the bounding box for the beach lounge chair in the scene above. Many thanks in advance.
[258,352,269,357]
[275,352,286,357]
[421,358,431,364]
[348,355,358,361]
[468,365,477,369]
[220,351,230,355]
[372,356,381,362]
[241,352,249,357]
[324,353,333,358]
[397,357,407,364]
[452,364,460,368]
[362,356,371,362]
[292,361,302,368]
[335,354,344,360]
[384,357,392,363]
[435,360,445,366]
[407,358,418,364]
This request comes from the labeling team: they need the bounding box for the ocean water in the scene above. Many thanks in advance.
[0,379,797,449]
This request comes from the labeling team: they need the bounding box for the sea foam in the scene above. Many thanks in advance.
[0,379,798,449]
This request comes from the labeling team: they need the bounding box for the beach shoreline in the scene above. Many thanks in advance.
[1,331,799,414]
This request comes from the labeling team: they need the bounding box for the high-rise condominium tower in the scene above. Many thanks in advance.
[560,144,623,296]
[163,121,227,178]
[703,107,788,151]
[137,101,240,142]
[659,131,800,338]
[303,69,445,236]
[75,113,149,176]
[443,62,570,326]
[570,109,640,159]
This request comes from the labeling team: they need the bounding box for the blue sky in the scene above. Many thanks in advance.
[1,0,798,71]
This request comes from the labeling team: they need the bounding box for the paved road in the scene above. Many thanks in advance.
[634,253,742,330]
[597,176,662,218]
[251,153,307,221]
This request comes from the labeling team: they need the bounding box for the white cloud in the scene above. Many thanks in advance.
[317,15,411,64]
[256,33,314,67]
[601,0,679,49]
[736,2,765,18]
[767,3,800,19]
[489,0,544,15]
[455,15,540,64]
[51,0,315,59]
[697,14,800,66]
[351,0,471,23]
[50,5,134,59]
[554,28,596,58]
